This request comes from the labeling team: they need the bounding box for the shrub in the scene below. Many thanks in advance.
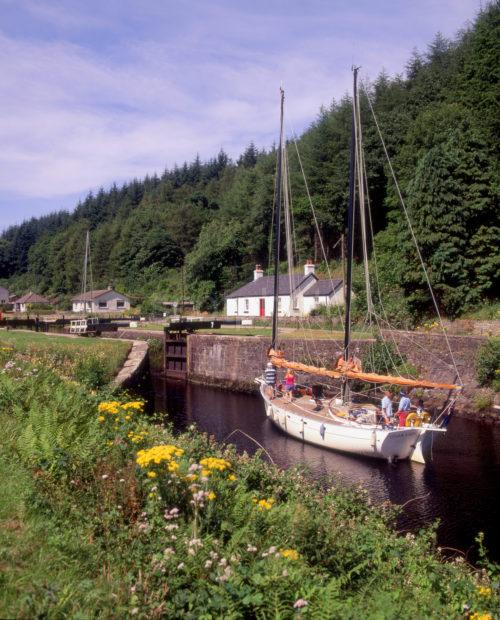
[473,390,493,411]
[74,355,106,389]
[475,337,500,391]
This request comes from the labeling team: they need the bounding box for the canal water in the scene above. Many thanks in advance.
[152,376,500,562]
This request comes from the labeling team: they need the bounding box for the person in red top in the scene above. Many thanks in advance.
[283,369,296,401]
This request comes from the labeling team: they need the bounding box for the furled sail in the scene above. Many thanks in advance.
[268,350,462,391]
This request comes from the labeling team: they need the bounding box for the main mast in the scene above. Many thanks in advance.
[82,230,90,315]
[342,67,359,403]
[271,87,285,349]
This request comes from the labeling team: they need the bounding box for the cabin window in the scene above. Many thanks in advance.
[98,301,107,308]
[314,296,319,303]
[244,299,249,313]
[116,300,125,308]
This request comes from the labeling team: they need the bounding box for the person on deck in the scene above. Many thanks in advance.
[264,362,277,399]
[352,348,363,372]
[381,390,394,427]
[397,390,412,426]
[283,369,296,401]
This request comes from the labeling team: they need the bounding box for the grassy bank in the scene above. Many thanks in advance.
[0,346,498,618]
[0,330,130,387]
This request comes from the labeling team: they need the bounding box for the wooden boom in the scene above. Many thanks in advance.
[268,350,462,391]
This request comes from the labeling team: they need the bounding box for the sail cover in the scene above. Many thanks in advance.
[268,352,462,391]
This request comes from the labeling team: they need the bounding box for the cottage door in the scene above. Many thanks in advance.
[259,298,265,317]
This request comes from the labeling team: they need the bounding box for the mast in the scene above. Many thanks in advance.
[342,67,359,403]
[271,87,285,349]
[82,230,90,315]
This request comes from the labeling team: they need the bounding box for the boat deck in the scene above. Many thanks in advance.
[266,389,382,428]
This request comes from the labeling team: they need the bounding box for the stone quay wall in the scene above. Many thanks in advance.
[187,332,491,416]
[111,340,149,389]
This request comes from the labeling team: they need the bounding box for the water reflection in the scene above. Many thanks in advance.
[152,376,500,561]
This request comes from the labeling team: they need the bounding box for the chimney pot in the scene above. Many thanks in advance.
[253,264,264,281]
[304,260,315,276]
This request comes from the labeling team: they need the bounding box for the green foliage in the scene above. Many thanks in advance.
[0,346,499,618]
[74,355,107,389]
[473,390,494,411]
[475,337,500,391]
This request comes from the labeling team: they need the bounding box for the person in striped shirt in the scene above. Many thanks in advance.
[264,362,277,399]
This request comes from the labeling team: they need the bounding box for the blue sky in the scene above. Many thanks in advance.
[0,0,481,230]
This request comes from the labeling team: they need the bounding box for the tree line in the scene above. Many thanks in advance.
[0,3,498,323]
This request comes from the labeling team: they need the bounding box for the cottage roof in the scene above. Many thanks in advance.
[302,278,343,297]
[72,288,127,301]
[227,274,315,299]
[15,292,51,304]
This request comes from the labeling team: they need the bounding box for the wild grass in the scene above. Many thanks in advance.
[0,330,130,384]
[0,345,498,618]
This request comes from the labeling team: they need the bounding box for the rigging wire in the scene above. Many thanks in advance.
[361,81,463,387]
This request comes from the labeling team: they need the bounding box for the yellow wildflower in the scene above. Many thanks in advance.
[185,474,198,482]
[207,491,216,501]
[136,445,184,468]
[256,498,275,511]
[167,461,180,473]
[98,415,105,423]
[147,471,157,479]
[470,614,493,620]
[280,549,299,560]
[125,415,131,421]
[122,401,144,410]
[199,457,231,472]
[201,469,211,477]
[477,586,492,597]
[228,474,237,481]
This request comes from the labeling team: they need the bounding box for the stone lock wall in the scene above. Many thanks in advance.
[187,332,489,414]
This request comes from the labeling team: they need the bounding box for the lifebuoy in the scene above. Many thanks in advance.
[405,411,430,427]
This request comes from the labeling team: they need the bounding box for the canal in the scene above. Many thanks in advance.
[151,376,500,562]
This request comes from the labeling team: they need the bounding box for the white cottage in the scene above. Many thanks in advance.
[72,287,130,313]
[226,262,344,317]
[14,292,53,313]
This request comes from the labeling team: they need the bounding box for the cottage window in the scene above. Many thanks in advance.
[314,296,319,303]
[244,299,249,313]
[98,301,107,308]
[116,300,125,308]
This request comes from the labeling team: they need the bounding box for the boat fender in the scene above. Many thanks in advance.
[319,423,326,440]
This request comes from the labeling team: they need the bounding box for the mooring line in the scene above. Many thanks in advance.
[222,429,275,465]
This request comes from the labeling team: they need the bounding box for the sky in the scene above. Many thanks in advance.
[0,0,482,231]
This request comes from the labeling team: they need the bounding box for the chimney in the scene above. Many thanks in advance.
[253,264,264,281]
[107,284,113,290]
[304,260,315,276]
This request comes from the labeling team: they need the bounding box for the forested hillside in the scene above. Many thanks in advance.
[0,3,498,322]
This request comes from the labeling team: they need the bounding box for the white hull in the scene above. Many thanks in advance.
[259,383,421,462]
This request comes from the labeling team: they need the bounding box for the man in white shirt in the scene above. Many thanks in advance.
[398,391,411,412]
[381,390,393,426]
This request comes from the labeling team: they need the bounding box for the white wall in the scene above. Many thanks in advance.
[302,288,345,314]
[72,292,130,313]
[226,295,293,317]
